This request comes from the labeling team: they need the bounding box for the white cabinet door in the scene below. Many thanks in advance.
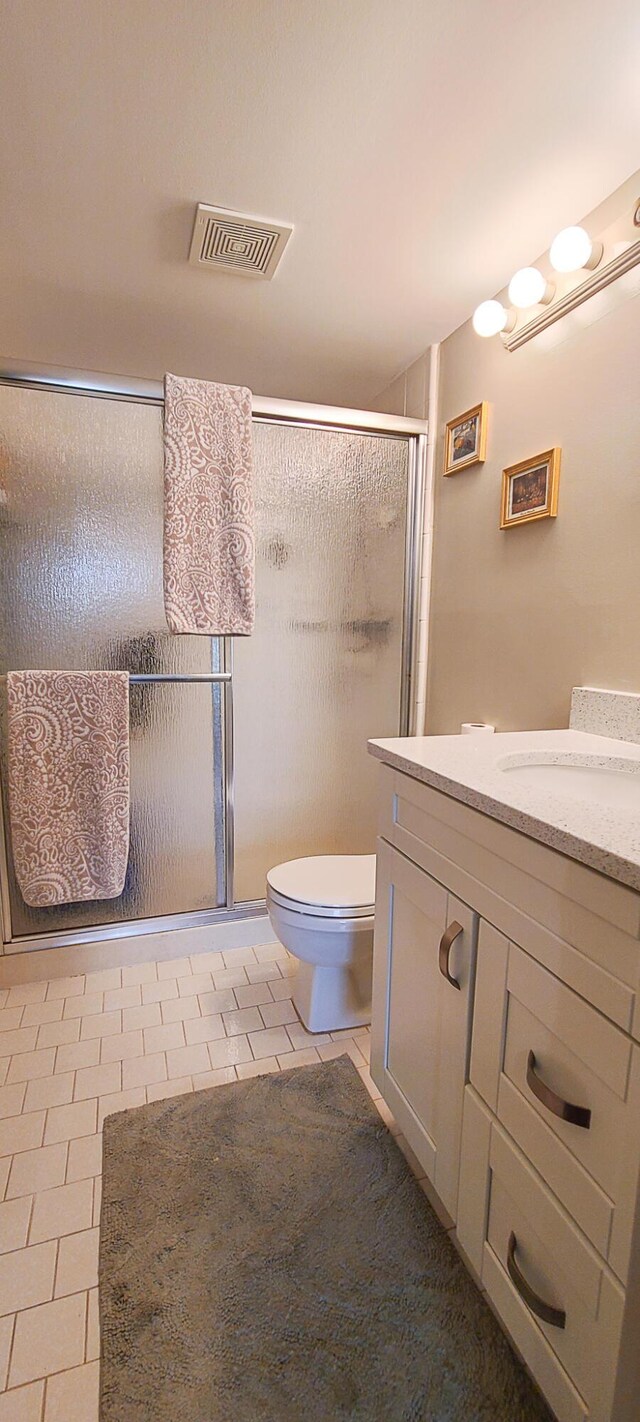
[371,837,477,1219]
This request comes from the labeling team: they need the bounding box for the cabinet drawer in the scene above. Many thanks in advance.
[471,928,640,1282]
[483,1123,624,1422]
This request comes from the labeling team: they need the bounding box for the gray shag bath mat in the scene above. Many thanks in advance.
[100,1055,553,1422]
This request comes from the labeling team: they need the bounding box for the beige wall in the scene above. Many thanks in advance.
[373,350,431,421]
[427,286,640,733]
[375,246,640,737]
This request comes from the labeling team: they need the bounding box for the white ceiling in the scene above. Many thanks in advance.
[1,0,639,407]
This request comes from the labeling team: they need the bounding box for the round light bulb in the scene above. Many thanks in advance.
[508,266,548,308]
[549,225,594,273]
[472,299,509,337]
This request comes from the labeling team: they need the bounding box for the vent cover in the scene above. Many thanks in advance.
[189,204,293,280]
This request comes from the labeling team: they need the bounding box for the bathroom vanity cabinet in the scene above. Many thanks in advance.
[370,761,640,1422]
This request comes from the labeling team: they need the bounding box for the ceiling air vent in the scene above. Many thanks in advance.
[188,204,293,280]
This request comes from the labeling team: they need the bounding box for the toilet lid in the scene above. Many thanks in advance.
[266,854,376,917]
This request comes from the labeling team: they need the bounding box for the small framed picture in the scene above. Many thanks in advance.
[500,448,561,529]
[444,402,488,475]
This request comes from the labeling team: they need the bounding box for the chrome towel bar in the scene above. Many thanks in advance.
[0,672,231,684]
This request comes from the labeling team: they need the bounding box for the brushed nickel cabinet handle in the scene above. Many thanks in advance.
[526,1051,591,1130]
[438,921,463,990]
[507,1232,566,1330]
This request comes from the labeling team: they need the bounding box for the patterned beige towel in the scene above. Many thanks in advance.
[163,373,255,635]
[7,670,130,907]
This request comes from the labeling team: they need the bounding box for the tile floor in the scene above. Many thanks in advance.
[0,939,425,1421]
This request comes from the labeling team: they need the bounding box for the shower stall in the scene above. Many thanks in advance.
[0,367,427,954]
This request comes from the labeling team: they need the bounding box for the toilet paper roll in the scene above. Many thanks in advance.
[460,723,495,735]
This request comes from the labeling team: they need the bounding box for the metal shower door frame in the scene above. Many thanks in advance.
[0,363,428,952]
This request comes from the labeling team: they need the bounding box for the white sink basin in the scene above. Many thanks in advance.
[497,753,640,812]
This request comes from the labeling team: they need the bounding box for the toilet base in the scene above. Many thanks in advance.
[292,957,372,1034]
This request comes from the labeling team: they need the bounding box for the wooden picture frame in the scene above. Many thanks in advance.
[444,402,488,475]
[500,448,561,529]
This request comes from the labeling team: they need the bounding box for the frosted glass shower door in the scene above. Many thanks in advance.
[232,423,411,903]
[0,384,226,939]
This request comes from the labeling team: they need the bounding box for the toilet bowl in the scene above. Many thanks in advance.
[266,854,376,1033]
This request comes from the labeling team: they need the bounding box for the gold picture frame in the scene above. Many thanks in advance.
[444,401,488,475]
[500,448,561,529]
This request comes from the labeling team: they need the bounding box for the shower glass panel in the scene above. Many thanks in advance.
[233,423,410,904]
[0,385,225,936]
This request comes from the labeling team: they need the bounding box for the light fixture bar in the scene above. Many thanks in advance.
[502,236,640,351]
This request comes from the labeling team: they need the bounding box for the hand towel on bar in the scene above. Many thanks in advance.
[6,670,130,907]
[163,372,255,635]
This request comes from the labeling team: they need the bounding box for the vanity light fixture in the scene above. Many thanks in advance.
[472,195,640,350]
[471,300,515,338]
[507,266,553,309]
[549,225,603,274]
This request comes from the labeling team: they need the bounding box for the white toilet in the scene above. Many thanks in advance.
[266,854,376,1033]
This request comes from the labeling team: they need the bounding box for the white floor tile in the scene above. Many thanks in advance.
[6,1143,67,1200]
[0,1196,31,1254]
[122,1002,161,1033]
[156,957,192,980]
[165,1043,210,1080]
[0,1240,56,1315]
[234,983,273,1009]
[212,967,248,991]
[121,961,157,987]
[192,1067,236,1091]
[141,979,178,1005]
[183,1015,225,1046]
[44,1100,97,1147]
[62,995,103,1021]
[23,1074,74,1114]
[79,1011,122,1041]
[122,1053,166,1091]
[21,1003,63,1030]
[0,1008,26,1034]
[37,1020,80,1051]
[0,1381,45,1422]
[222,1007,263,1036]
[279,1048,320,1069]
[74,1062,121,1102]
[54,1040,99,1075]
[177,972,213,998]
[259,999,297,1029]
[29,1178,93,1244]
[146,1077,192,1104]
[0,1083,27,1120]
[103,985,141,1012]
[9,1291,86,1386]
[0,1314,13,1388]
[100,1030,144,1064]
[7,984,47,1008]
[206,1035,252,1070]
[142,1021,185,1055]
[248,1026,292,1060]
[0,1111,44,1158]
[159,995,201,1024]
[54,1228,99,1297]
[66,1134,102,1183]
[8,1049,56,1085]
[44,1359,99,1421]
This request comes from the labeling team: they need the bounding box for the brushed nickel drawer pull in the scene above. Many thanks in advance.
[526,1051,591,1130]
[438,921,463,990]
[507,1232,566,1330]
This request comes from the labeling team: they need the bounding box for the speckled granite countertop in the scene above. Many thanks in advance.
[368,729,640,891]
